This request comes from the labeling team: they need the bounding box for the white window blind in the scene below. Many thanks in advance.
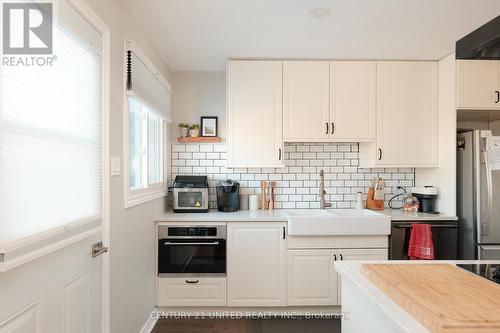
[125,41,172,121]
[0,16,102,246]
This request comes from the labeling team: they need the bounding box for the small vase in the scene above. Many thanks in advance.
[189,129,199,137]
[179,127,188,138]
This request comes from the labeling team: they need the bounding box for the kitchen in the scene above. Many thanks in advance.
[1,1,500,333]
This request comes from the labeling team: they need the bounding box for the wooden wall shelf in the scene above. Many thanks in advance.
[177,137,222,143]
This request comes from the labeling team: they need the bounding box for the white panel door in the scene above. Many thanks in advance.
[0,2,105,332]
[226,61,284,168]
[286,250,338,306]
[330,61,376,141]
[283,61,330,141]
[376,61,438,167]
[227,222,286,306]
[457,60,500,110]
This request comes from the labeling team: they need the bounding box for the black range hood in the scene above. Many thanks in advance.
[456,15,500,59]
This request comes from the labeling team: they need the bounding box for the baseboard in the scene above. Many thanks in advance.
[139,308,158,333]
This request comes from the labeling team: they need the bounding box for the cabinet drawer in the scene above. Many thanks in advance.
[157,277,226,306]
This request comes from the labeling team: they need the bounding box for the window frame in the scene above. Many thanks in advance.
[124,91,167,208]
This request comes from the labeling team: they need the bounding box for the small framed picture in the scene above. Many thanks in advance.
[200,116,218,137]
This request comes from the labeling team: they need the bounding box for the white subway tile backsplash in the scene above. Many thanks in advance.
[171,142,415,208]
[186,145,200,152]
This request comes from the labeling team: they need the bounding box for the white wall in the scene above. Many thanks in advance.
[82,0,172,332]
[172,71,225,140]
[488,120,500,135]
[415,53,456,215]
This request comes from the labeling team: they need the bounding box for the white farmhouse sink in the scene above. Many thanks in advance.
[285,209,390,236]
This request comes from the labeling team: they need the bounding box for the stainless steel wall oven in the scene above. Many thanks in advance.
[157,225,226,276]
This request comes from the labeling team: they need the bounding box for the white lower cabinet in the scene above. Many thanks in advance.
[227,222,287,306]
[335,248,388,304]
[157,277,226,306]
[287,250,338,306]
[286,248,388,306]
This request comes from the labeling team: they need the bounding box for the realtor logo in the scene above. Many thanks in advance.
[2,2,53,54]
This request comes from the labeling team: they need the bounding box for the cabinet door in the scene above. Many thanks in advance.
[283,61,330,141]
[336,248,388,304]
[457,60,500,110]
[286,250,338,306]
[338,248,388,261]
[376,62,438,167]
[227,222,286,306]
[226,61,284,168]
[330,61,376,141]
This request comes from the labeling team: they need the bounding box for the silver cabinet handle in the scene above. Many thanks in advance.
[164,241,220,246]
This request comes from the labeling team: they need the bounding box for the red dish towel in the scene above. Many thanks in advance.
[408,224,435,260]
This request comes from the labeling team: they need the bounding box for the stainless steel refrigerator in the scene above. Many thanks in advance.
[457,130,500,260]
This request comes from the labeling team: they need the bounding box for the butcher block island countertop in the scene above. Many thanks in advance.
[361,264,500,333]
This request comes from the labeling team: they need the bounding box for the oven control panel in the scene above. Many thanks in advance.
[168,227,216,237]
[158,225,226,239]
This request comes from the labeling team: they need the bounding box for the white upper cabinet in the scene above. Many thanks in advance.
[330,61,376,141]
[282,60,376,142]
[283,61,330,141]
[227,222,286,307]
[360,61,438,167]
[226,60,284,168]
[457,60,500,110]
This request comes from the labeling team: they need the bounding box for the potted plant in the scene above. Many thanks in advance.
[178,123,189,138]
[189,124,200,138]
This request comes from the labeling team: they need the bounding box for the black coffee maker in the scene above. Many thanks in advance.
[216,179,240,212]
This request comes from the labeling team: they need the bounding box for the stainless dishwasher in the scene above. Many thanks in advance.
[389,220,459,260]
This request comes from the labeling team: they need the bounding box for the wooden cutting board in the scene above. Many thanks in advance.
[361,264,500,333]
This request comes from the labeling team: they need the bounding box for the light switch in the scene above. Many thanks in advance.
[111,156,121,176]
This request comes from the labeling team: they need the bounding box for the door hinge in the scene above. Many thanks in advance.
[92,241,108,258]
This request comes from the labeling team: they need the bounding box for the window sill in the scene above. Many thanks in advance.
[125,189,167,209]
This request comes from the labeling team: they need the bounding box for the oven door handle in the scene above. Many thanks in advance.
[393,224,458,229]
[163,241,220,246]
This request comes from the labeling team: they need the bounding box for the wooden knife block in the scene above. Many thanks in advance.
[366,188,384,210]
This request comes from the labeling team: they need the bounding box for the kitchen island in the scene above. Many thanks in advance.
[335,261,500,333]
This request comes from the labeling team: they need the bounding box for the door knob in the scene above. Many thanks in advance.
[92,241,108,258]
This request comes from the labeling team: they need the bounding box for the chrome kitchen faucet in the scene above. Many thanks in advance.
[319,169,332,209]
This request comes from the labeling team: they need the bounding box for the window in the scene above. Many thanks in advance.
[124,41,171,208]
[0,14,102,246]
[128,96,164,193]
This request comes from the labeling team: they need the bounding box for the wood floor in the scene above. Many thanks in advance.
[152,318,340,333]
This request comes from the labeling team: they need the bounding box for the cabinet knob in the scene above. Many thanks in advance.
[331,122,334,134]
[378,148,383,161]
[325,122,329,135]
[495,91,500,104]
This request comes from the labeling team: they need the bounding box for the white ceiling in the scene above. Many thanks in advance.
[121,0,500,71]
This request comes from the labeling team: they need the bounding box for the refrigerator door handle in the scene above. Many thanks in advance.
[483,149,494,237]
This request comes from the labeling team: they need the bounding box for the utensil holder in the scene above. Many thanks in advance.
[366,188,384,210]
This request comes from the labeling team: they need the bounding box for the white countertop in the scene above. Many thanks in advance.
[334,260,500,333]
[155,209,457,222]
